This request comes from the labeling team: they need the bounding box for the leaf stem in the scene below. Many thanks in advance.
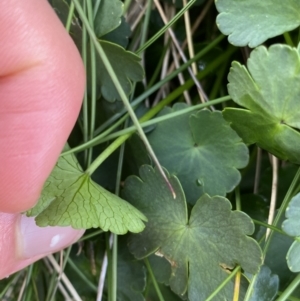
[62,113,129,156]
[263,167,300,257]
[92,33,225,137]
[0,273,22,300]
[276,273,300,301]
[86,132,131,175]
[66,258,97,292]
[65,1,75,32]
[144,258,166,301]
[81,2,89,165]
[153,0,208,104]
[64,78,232,156]
[78,229,104,242]
[72,0,177,198]
[253,147,262,194]
[205,266,241,301]
[277,291,300,301]
[252,219,288,236]
[245,168,300,301]
[244,273,257,301]
[111,234,118,301]
[85,96,230,175]
[136,0,197,54]
[86,0,97,167]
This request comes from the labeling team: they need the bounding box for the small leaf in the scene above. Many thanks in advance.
[96,40,144,102]
[245,265,279,301]
[223,43,300,164]
[282,193,300,272]
[215,0,300,47]
[94,0,123,38]
[147,104,248,204]
[102,16,131,49]
[123,165,262,301]
[26,149,147,234]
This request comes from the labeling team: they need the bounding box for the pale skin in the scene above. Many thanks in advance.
[0,0,85,278]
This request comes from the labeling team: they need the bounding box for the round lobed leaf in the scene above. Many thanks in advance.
[26,147,147,234]
[215,0,300,48]
[223,43,300,164]
[147,103,249,204]
[123,165,262,301]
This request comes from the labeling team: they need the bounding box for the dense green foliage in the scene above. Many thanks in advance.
[2,0,300,300]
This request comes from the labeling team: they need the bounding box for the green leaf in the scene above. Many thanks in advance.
[123,165,262,301]
[96,40,144,102]
[215,0,300,47]
[26,150,147,234]
[223,43,300,164]
[102,16,131,49]
[245,265,279,301]
[282,193,300,272]
[94,0,123,38]
[147,104,248,204]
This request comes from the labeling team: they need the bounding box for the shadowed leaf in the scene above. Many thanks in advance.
[123,165,262,300]
[94,0,123,38]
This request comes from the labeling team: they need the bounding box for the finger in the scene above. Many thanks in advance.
[0,0,85,212]
[0,213,84,279]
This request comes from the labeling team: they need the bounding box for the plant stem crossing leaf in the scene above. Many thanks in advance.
[145,104,249,204]
[123,165,262,301]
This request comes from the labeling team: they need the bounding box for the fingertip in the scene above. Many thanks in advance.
[0,0,85,212]
[0,213,84,279]
[17,215,84,259]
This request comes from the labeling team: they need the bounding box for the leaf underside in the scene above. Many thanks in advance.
[123,165,262,301]
[26,149,147,235]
